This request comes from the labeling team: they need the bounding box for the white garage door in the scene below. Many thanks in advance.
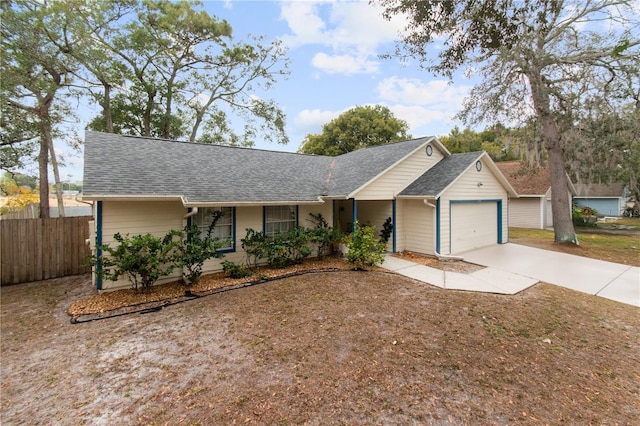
[450,202,498,254]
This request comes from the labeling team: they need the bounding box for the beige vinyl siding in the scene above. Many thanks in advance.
[200,203,333,276]
[509,197,544,229]
[353,144,444,200]
[439,160,508,255]
[357,200,393,250]
[98,202,334,291]
[299,203,333,228]
[100,200,186,291]
[397,199,434,255]
[357,200,392,230]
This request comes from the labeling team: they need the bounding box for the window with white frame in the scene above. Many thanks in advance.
[264,205,297,237]
[192,207,234,251]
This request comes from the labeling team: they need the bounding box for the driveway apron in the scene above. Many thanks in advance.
[460,243,640,307]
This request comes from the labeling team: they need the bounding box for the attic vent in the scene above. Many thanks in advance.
[476,160,483,172]
[426,144,433,156]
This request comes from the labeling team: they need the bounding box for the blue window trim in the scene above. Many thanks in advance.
[95,201,103,291]
[218,207,236,254]
[191,207,237,253]
[263,205,299,236]
[448,199,502,254]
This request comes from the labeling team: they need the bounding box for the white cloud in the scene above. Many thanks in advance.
[292,100,462,144]
[389,104,453,135]
[377,77,472,106]
[280,1,405,75]
[311,52,379,75]
[294,108,342,133]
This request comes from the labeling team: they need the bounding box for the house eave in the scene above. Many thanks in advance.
[80,194,186,202]
[396,194,438,199]
[81,194,326,206]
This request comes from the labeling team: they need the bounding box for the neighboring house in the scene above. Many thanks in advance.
[82,131,516,291]
[495,161,577,229]
[573,183,628,217]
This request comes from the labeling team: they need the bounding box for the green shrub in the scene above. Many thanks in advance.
[241,226,313,269]
[241,228,268,268]
[221,260,252,279]
[265,227,312,268]
[344,221,386,269]
[93,231,181,292]
[177,210,229,285]
[307,212,341,257]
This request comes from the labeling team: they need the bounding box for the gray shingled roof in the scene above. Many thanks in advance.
[399,151,484,197]
[574,182,626,197]
[82,132,436,203]
[83,132,331,203]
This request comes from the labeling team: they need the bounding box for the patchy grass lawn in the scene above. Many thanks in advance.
[509,220,640,267]
[1,272,638,425]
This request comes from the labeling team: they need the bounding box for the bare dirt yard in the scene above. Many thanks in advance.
[2,266,639,425]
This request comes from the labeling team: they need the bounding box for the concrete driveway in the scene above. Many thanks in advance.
[461,243,640,307]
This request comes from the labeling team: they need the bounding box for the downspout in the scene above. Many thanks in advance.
[423,199,464,261]
[183,207,198,224]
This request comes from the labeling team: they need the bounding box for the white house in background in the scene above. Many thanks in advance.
[82,131,517,291]
[496,161,576,229]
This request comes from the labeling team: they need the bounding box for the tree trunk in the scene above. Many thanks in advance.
[143,88,155,137]
[189,110,204,142]
[543,120,577,243]
[527,67,577,243]
[48,137,65,217]
[37,132,50,219]
[102,82,113,133]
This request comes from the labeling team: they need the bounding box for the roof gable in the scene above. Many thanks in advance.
[326,136,445,196]
[398,152,484,197]
[399,152,517,198]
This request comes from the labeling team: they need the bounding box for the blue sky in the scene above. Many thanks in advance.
[56,0,476,183]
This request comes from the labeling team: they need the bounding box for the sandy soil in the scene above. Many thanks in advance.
[2,268,638,425]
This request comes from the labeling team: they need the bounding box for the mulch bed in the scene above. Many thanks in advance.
[67,253,481,323]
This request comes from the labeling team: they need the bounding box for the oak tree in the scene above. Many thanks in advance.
[378,0,640,243]
[298,105,412,156]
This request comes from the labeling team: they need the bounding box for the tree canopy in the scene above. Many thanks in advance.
[298,105,412,156]
[1,0,291,216]
[378,0,640,243]
[439,125,521,162]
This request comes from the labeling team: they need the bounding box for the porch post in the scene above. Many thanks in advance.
[95,201,103,291]
[435,198,441,254]
[352,199,358,233]
[392,199,397,253]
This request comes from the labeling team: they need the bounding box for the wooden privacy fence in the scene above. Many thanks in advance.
[0,217,92,285]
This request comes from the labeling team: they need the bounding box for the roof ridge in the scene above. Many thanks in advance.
[85,130,324,159]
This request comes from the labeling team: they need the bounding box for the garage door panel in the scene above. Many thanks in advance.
[451,202,497,254]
